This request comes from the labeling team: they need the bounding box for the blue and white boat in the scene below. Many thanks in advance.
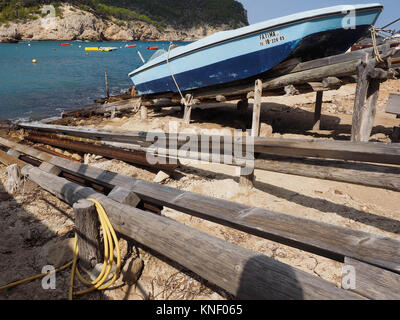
[129,4,383,96]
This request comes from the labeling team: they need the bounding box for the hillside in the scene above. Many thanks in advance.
[0,0,248,41]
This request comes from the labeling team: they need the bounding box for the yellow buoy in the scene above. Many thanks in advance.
[32,59,37,64]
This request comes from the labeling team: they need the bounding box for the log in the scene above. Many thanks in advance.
[344,257,400,300]
[18,123,400,165]
[1,136,399,192]
[3,140,400,273]
[74,199,102,270]
[21,164,361,300]
[351,58,380,142]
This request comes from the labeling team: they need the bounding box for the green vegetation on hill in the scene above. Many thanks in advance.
[0,0,248,29]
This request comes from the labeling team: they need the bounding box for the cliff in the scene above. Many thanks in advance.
[0,2,248,42]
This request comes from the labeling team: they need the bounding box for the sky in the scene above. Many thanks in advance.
[237,0,399,29]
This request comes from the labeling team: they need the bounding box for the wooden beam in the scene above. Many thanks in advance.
[3,139,400,272]
[254,155,400,192]
[344,257,400,300]
[351,58,380,142]
[251,79,262,137]
[21,165,360,300]
[74,199,102,270]
[18,123,400,165]
[313,91,323,130]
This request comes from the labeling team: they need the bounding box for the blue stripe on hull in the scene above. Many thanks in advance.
[135,40,299,95]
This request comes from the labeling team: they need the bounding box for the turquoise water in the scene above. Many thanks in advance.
[0,41,186,122]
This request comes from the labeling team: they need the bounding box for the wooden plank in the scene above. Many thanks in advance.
[74,199,102,270]
[2,135,400,192]
[313,91,323,130]
[344,257,400,300]
[3,138,400,272]
[254,155,400,192]
[17,123,400,165]
[351,58,380,142]
[21,164,361,300]
[386,94,400,115]
[22,153,400,273]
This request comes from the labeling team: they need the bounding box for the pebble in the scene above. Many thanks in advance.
[122,257,144,285]
[153,170,170,183]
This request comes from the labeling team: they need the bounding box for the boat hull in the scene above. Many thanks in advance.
[130,5,382,96]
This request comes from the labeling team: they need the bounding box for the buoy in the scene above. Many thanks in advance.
[60,43,70,46]
[32,59,37,64]
[147,46,159,50]
[86,53,89,56]
[125,44,137,48]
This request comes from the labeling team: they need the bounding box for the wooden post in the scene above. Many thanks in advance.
[351,58,380,142]
[104,70,110,99]
[313,91,323,130]
[183,94,193,124]
[74,199,102,270]
[240,79,262,188]
[251,79,263,137]
[140,105,148,120]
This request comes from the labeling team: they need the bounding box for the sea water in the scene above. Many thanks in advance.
[0,40,187,122]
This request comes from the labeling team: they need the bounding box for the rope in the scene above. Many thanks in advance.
[0,198,121,300]
[371,26,385,63]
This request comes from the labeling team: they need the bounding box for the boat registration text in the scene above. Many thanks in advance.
[259,30,285,46]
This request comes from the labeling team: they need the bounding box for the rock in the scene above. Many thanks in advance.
[153,171,170,183]
[0,4,233,43]
[259,123,273,137]
[122,257,144,285]
[46,238,75,267]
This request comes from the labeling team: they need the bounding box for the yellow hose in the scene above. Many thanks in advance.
[0,198,121,300]
[69,198,121,299]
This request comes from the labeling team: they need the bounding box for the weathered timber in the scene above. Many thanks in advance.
[20,164,361,300]
[344,257,400,300]
[17,123,400,165]
[24,133,179,172]
[313,91,323,130]
[38,161,62,176]
[74,199,102,270]
[254,155,400,192]
[6,133,400,192]
[108,186,140,207]
[145,42,399,102]
[2,138,400,272]
[5,144,398,272]
[351,57,380,142]
[0,149,29,169]
[241,79,262,187]
[251,80,262,137]
[61,98,140,118]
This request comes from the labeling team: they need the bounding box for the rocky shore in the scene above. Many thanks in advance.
[0,4,232,43]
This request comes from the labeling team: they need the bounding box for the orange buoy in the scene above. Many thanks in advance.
[147,46,159,50]
[32,59,37,64]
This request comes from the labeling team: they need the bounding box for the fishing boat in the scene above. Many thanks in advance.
[129,3,383,96]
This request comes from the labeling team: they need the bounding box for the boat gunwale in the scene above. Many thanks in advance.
[128,5,383,78]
